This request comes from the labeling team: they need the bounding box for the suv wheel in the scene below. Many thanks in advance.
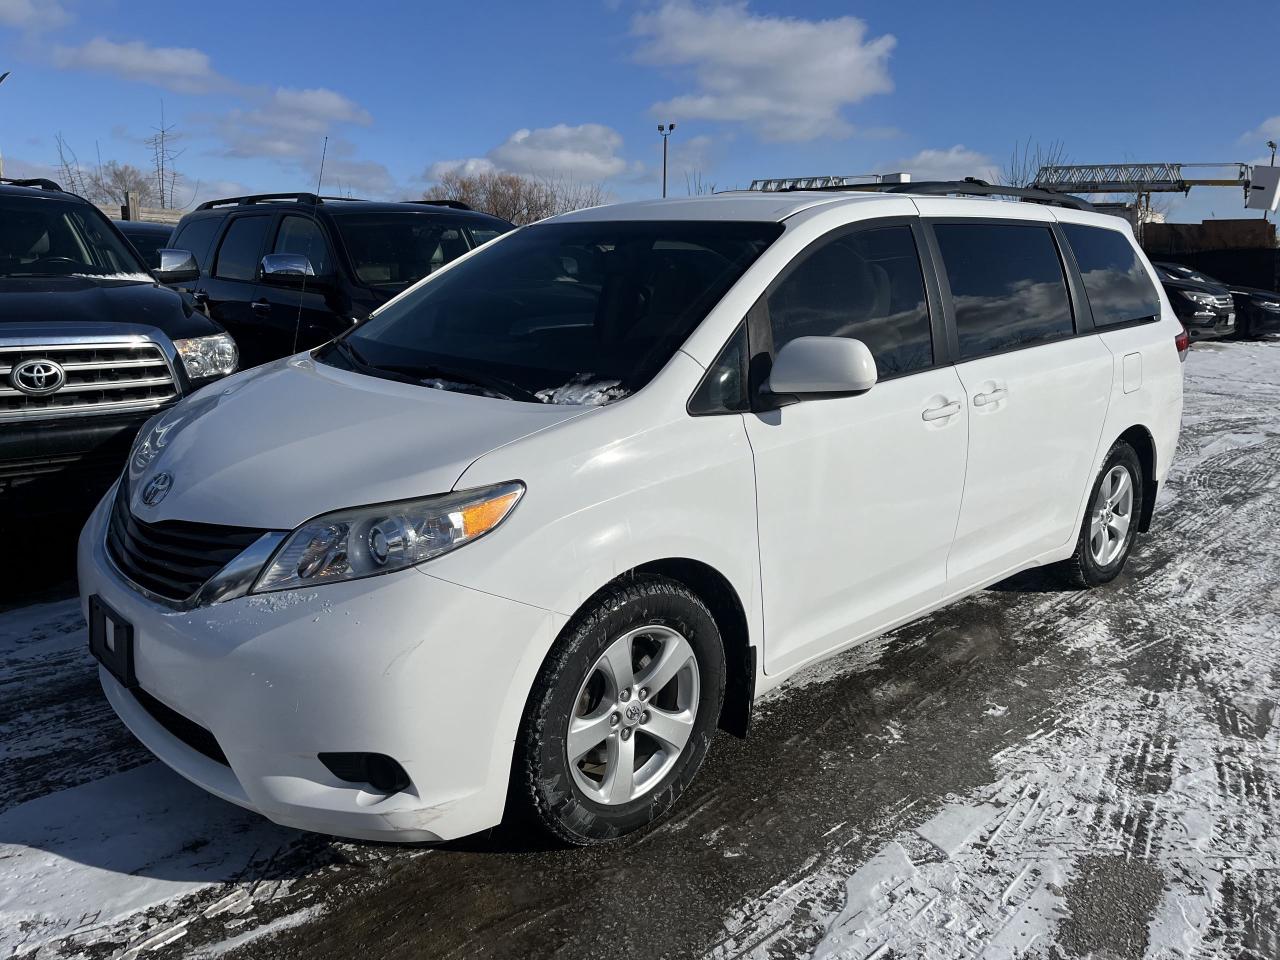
[514,576,725,845]
[1058,441,1143,587]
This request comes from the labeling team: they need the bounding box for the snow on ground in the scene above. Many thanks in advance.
[707,341,1280,960]
[0,341,1277,959]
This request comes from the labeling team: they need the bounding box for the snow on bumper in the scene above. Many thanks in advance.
[76,492,559,843]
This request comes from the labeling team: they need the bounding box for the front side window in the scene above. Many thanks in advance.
[171,217,221,270]
[333,213,490,290]
[213,216,271,282]
[331,220,781,404]
[1063,224,1161,327]
[766,225,934,377]
[934,223,1074,360]
[0,197,147,278]
[272,215,332,275]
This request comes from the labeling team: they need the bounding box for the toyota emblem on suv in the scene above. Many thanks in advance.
[11,358,67,397]
[141,472,173,507]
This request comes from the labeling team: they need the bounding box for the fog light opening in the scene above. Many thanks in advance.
[319,752,412,794]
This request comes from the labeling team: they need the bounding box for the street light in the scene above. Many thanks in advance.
[658,122,676,198]
[1269,140,1277,167]
[0,72,9,179]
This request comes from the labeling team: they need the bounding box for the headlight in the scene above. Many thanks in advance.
[174,333,238,381]
[252,481,525,593]
[1257,299,1280,311]
[1178,291,1216,306]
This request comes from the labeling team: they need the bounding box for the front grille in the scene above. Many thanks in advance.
[130,686,230,766]
[107,482,268,604]
[0,340,178,422]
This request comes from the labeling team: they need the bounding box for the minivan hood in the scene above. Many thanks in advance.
[128,356,594,529]
[0,274,218,340]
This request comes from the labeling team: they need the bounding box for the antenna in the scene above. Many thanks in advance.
[292,136,330,355]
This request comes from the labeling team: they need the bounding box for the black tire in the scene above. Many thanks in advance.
[513,575,726,845]
[1056,441,1144,588]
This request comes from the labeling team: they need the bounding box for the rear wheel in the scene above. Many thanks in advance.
[1057,441,1143,587]
[513,577,725,845]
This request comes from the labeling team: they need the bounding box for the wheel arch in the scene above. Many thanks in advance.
[1115,424,1158,533]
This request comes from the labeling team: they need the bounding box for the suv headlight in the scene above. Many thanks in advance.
[174,333,238,381]
[252,481,525,593]
[1178,291,1216,306]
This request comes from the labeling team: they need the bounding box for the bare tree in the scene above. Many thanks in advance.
[1001,138,1069,187]
[144,102,184,208]
[424,170,609,225]
[685,170,717,195]
[54,133,96,198]
[91,161,156,207]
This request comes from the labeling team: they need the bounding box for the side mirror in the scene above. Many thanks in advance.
[153,248,199,284]
[765,336,878,397]
[260,253,320,284]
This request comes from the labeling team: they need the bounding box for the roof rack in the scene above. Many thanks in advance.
[780,177,1094,212]
[405,199,473,211]
[0,177,65,192]
[194,192,369,210]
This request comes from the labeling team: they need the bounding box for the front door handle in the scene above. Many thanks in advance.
[973,387,1008,407]
[922,400,962,421]
[191,290,208,304]
[251,299,272,315]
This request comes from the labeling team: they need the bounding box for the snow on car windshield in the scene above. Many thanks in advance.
[334,219,783,404]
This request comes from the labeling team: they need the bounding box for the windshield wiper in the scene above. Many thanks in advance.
[328,342,542,403]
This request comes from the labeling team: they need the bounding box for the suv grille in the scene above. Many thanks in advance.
[106,482,269,604]
[0,340,178,422]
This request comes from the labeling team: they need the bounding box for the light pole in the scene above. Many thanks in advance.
[1269,140,1277,167]
[0,72,9,179]
[658,122,676,198]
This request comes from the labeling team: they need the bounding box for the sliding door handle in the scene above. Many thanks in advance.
[973,387,1008,407]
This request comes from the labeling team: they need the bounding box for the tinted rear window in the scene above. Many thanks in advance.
[934,223,1074,360]
[1063,224,1161,327]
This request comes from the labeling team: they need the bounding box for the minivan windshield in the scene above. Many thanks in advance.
[0,196,149,279]
[325,220,782,404]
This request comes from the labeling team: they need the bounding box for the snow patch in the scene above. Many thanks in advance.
[535,374,627,406]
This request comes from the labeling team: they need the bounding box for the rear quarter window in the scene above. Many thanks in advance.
[1062,224,1161,327]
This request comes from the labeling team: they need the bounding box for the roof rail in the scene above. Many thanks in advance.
[0,176,65,192]
[781,177,1094,212]
[194,192,369,210]
[405,199,473,211]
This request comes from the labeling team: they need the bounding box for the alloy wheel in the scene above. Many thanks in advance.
[1089,464,1134,566]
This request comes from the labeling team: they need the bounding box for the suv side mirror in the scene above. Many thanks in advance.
[765,336,878,397]
[261,253,320,285]
[154,248,199,284]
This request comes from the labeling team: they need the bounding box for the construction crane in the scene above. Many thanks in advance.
[1032,162,1250,198]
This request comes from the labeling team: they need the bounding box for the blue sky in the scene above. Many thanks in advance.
[1,0,1277,222]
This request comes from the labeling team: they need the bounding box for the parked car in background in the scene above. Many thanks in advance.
[80,187,1183,846]
[156,194,514,369]
[1226,285,1280,339]
[1153,262,1234,341]
[0,178,236,518]
[113,220,173,271]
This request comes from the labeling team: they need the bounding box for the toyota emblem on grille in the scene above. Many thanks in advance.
[10,358,67,397]
[141,472,173,507]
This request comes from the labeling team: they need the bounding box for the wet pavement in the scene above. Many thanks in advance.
[1,340,1277,959]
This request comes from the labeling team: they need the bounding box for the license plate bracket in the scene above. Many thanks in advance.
[89,594,137,689]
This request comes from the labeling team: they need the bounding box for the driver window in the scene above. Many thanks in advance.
[766,224,934,378]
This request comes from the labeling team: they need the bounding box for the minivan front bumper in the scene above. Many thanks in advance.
[77,489,558,842]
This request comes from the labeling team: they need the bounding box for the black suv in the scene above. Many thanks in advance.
[158,194,514,369]
[114,219,174,271]
[1152,262,1235,342]
[0,179,237,517]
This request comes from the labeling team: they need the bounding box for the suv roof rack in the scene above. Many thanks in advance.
[0,176,65,192]
[194,192,370,210]
[783,177,1094,212]
[405,199,473,211]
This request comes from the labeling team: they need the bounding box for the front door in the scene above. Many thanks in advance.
[929,220,1113,589]
[258,214,350,353]
[197,214,274,370]
[745,222,968,675]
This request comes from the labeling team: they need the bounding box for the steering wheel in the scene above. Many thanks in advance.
[27,257,82,274]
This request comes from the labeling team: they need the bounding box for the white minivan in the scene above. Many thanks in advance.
[78,187,1183,845]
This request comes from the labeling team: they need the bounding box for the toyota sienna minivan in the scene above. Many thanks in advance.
[79,186,1183,845]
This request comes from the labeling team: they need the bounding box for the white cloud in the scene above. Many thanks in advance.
[213,87,375,160]
[429,123,636,183]
[52,37,227,94]
[893,145,999,183]
[632,2,895,142]
[1241,116,1280,144]
[0,0,70,31]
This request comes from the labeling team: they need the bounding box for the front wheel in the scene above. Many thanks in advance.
[1057,441,1144,587]
[513,576,725,845]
